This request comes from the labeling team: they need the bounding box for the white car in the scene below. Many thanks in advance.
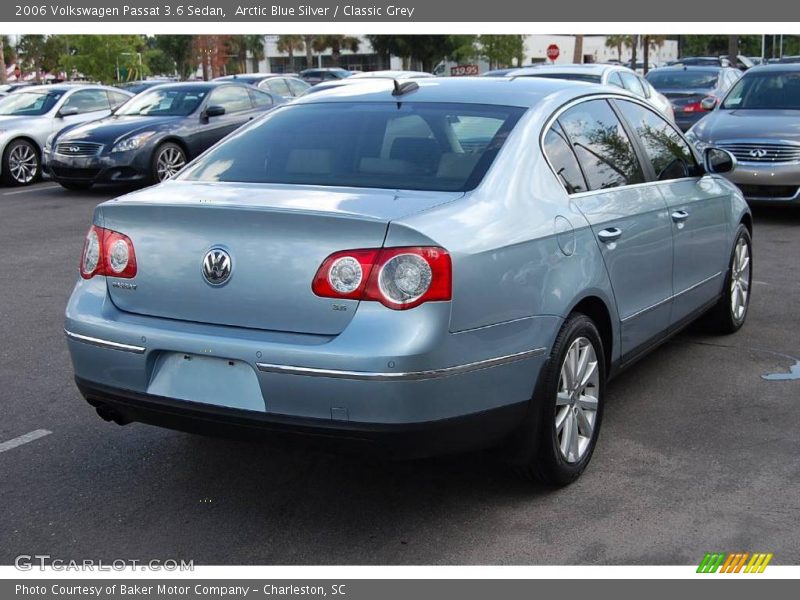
[507,64,675,123]
[0,84,133,186]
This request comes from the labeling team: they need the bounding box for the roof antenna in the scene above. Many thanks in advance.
[392,80,419,96]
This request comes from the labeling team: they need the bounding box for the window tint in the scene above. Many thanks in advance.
[287,78,311,96]
[607,71,624,88]
[543,122,587,194]
[116,88,206,116]
[62,89,110,114]
[250,89,274,107]
[180,102,525,192]
[620,71,645,97]
[558,99,645,190]
[616,100,696,181]
[0,90,61,116]
[266,78,291,97]
[208,85,252,113]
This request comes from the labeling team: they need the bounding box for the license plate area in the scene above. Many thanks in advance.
[147,353,265,412]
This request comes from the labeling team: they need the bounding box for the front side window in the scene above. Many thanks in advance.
[207,86,253,113]
[616,100,696,181]
[180,102,525,192]
[558,99,645,190]
[61,89,110,114]
[543,122,587,194]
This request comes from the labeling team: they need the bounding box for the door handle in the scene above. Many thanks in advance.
[671,210,690,222]
[597,227,622,243]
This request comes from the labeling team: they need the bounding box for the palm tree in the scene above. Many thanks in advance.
[303,35,315,68]
[312,35,360,68]
[276,35,304,72]
[605,35,632,61]
[244,35,265,72]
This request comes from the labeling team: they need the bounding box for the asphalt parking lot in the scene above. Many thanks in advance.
[0,180,798,565]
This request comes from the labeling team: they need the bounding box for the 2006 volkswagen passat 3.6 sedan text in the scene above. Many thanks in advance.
[64,77,753,485]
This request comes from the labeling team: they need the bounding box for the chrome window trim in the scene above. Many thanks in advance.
[64,329,146,354]
[619,271,723,323]
[256,347,547,381]
[539,93,700,198]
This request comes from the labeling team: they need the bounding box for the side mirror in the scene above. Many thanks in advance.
[700,97,718,111]
[58,106,79,118]
[704,147,737,174]
[203,104,226,119]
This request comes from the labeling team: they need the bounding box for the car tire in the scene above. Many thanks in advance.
[515,313,606,486]
[59,181,93,191]
[151,142,187,184]
[703,224,752,334]
[2,139,41,186]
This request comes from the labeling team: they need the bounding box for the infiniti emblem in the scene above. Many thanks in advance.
[69,146,80,153]
[749,148,768,158]
[202,248,232,286]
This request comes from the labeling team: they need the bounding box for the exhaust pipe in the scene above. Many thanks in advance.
[95,404,132,426]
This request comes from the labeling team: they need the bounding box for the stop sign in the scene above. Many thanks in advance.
[547,44,560,61]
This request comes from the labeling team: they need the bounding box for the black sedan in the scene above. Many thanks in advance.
[645,65,742,131]
[44,81,283,190]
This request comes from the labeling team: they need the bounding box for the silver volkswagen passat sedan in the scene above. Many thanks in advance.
[64,78,752,485]
[685,63,800,204]
[0,84,133,186]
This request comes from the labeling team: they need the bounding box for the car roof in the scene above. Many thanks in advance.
[143,81,251,90]
[350,70,433,79]
[743,63,800,73]
[13,84,120,94]
[508,64,618,77]
[649,65,724,73]
[291,76,608,108]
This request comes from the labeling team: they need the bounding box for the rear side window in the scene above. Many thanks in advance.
[557,99,645,190]
[250,89,274,107]
[543,122,587,194]
[180,102,525,192]
[287,79,311,96]
[266,78,291,97]
[607,71,624,89]
[615,100,696,181]
[620,71,646,97]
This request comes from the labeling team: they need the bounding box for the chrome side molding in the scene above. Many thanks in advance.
[64,329,146,354]
[256,347,547,381]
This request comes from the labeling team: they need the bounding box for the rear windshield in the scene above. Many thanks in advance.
[722,71,800,109]
[518,73,601,84]
[646,70,719,90]
[180,102,525,192]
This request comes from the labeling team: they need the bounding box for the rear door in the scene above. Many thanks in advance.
[614,99,729,326]
[554,98,674,359]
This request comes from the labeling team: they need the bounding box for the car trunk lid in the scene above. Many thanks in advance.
[99,181,461,335]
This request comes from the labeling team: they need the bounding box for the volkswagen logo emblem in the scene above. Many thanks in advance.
[749,148,768,158]
[202,248,232,286]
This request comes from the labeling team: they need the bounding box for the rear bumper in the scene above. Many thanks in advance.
[65,277,558,436]
[76,377,530,458]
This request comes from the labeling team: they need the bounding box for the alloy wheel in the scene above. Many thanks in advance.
[730,237,751,322]
[555,336,600,464]
[155,146,186,181]
[8,143,38,184]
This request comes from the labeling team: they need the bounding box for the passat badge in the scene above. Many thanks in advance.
[202,248,232,286]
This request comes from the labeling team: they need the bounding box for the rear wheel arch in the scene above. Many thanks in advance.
[567,295,614,375]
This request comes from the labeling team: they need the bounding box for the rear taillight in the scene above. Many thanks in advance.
[80,225,137,279]
[684,97,716,112]
[312,246,451,310]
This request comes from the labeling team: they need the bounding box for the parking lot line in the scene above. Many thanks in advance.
[2,185,61,196]
[0,429,52,453]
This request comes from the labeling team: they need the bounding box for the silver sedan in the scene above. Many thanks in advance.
[0,84,132,186]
